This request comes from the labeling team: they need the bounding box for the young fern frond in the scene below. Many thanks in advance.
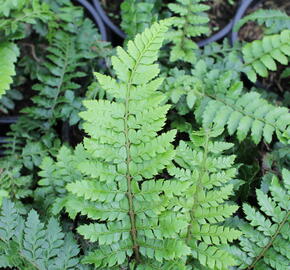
[0,42,19,97]
[61,20,191,269]
[171,129,241,269]
[234,9,290,35]
[242,30,290,82]
[233,169,290,269]
[0,199,86,270]
[167,0,210,63]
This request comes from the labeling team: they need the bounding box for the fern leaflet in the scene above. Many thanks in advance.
[242,30,290,82]
[234,9,290,35]
[0,42,19,97]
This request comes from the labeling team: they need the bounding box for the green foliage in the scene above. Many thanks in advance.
[0,0,107,208]
[0,42,19,97]
[0,199,86,269]
[0,0,52,40]
[242,30,290,82]
[0,89,23,113]
[35,145,83,211]
[234,9,290,35]
[58,20,195,268]
[171,129,241,269]
[167,0,210,62]
[121,0,160,40]
[0,0,289,268]
[164,60,290,144]
[23,30,85,128]
[233,169,290,269]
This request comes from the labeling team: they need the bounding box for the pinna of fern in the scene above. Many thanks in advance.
[169,128,241,269]
[234,9,290,35]
[242,29,290,83]
[232,169,290,270]
[57,20,192,269]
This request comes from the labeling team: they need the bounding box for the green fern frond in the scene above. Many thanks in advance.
[243,30,290,82]
[234,9,290,35]
[167,0,210,62]
[164,61,290,144]
[172,129,241,269]
[60,20,192,268]
[0,199,85,269]
[0,42,19,97]
[22,30,86,127]
[234,169,290,269]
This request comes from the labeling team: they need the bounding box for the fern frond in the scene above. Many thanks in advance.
[0,199,84,269]
[0,42,19,97]
[164,61,290,144]
[234,169,290,269]
[167,0,210,62]
[242,30,290,82]
[172,129,241,269]
[60,20,192,268]
[234,9,290,35]
[22,30,85,127]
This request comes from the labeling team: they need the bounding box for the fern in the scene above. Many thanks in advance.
[164,61,290,144]
[167,0,210,62]
[234,9,290,35]
[233,169,290,269]
[57,20,194,269]
[0,89,23,114]
[201,90,290,145]
[170,129,241,269]
[121,0,159,40]
[242,30,290,82]
[0,199,87,270]
[0,2,105,206]
[0,0,52,39]
[22,30,85,128]
[0,42,19,97]
[35,145,84,211]
[0,0,51,98]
